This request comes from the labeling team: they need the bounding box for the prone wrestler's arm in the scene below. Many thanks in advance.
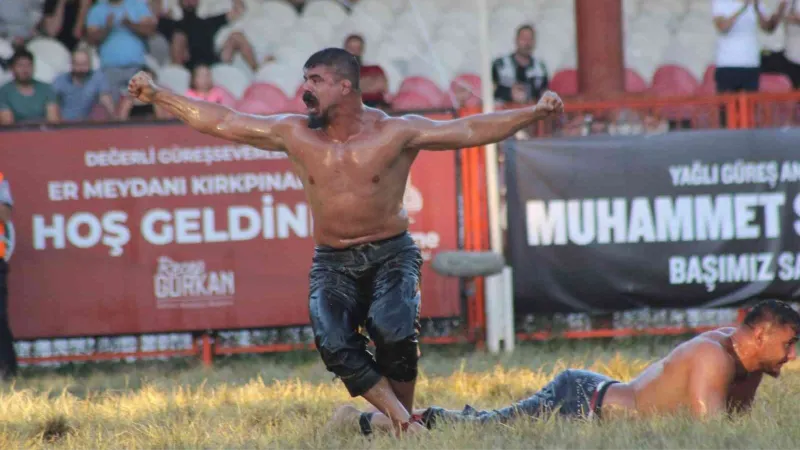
[688,344,735,419]
[400,91,563,151]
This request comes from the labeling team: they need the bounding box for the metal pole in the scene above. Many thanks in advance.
[476,0,510,354]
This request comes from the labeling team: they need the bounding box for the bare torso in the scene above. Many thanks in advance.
[601,328,763,418]
[278,108,419,248]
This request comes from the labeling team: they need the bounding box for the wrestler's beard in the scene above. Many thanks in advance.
[303,91,327,129]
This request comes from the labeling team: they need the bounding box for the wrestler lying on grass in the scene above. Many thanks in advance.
[329,299,799,435]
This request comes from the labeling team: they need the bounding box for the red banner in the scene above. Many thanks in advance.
[1,122,460,339]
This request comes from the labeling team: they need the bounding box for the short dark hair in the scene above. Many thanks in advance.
[516,24,534,38]
[345,33,364,45]
[304,47,360,90]
[743,300,800,332]
[10,49,34,66]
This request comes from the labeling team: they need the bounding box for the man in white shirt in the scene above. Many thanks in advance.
[713,0,786,92]
[778,0,800,86]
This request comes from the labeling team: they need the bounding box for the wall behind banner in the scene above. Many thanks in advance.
[1,123,460,340]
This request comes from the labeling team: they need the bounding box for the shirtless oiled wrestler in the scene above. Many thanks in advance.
[331,299,800,435]
[127,47,564,434]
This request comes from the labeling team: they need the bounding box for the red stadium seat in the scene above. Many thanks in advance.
[549,69,578,96]
[651,64,699,96]
[759,73,793,92]
[215,86,237,108]
[696,64,717,95]
[397,76,446,106]
[449,73,482,107]
[242,82,291,105]
[391,91,440,110]
[236,96,289,115]
[624,68,647,93]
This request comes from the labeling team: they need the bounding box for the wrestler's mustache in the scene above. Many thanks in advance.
[303,91,318,106]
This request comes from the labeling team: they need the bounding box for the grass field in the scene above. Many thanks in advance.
[1,336,799,449]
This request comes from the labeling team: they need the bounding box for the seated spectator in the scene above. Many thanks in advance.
[492,24,549,105]
[162,0,260,71]
[52,48,117,121]
[712,0,785,93]
[86,0,156,102]
[185,64,227,103]
[118,66,171,121]
[0,49,60,125]
[40,0,91,52]
[0,0,41,50]
[343,34,390,109]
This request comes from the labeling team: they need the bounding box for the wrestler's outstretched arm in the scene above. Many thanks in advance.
[399,91,563,151]
[127,70,295,150]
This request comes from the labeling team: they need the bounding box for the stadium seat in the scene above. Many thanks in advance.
[261,1,299,28]
[236,97,286,115]
[759,73,793,93]
[211,63,251,99]
[33,60,57,83]
[215,87,237,107]
[449,73,482,108]
[255,63,302,97]
[297,15,336,46]
[397,75,447,106]
[391,91,441,110]
[0,38,11,61]
[303,0,349,26]
[624,68,648,93]
[549,69,578,96]
[27,37,71,75]
[651,64,699,96]
[243,82,290,105]
[158,64,191,94]
[351,0,394,26]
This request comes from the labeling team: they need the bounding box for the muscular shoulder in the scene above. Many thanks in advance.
[688,338,736,374]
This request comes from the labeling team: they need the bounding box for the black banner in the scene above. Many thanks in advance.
[504,129,800,314]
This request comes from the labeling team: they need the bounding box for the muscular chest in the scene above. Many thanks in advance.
[297,140,408,191]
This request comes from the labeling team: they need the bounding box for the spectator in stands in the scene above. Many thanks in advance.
[492,24,549,105]
[343,34,390,109]
[41,0,92,52]
[776,0,800,87]
[185,64,227,103]
[0,172,17,380]
[713,0,786,93]
[162,0,260,72]
[0,50,60,125]
[52,48,117,121]
[86,0,157,102]
[0,0,41,50]
[118,66,170,120]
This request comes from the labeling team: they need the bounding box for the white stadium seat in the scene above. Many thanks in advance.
[0,38,12,61]
[351,0,395,26]
[211,63,251,99]
[255,63,303,97]
[261,1,300,28]
[27,38,71,75]
[303,0,349,27]
[158,64,191,94]
[33,60,57,84]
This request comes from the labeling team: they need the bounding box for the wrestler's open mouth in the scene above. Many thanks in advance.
[302,91,318,112]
